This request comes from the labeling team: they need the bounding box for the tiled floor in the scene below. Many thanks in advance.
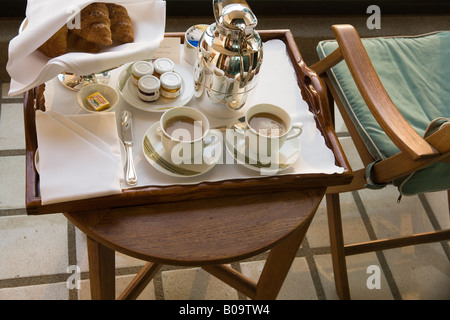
[1,81,449,300]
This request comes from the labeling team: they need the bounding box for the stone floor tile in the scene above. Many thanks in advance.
[0,156,25,209]
[383,243,450,300]
[424,191,450,230]
[359,186,434,239]
[77,274,156,300]
[314,253,393,300]
[0,282,69,300]
[161,266,238,300]
[240,257,318,300]
[308,191,370,249]
[0,103,25,150]
[0,213,68,279]
[333,103,348,134]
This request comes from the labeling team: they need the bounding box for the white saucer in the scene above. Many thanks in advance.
[142,123,220,178]
[117,62,194,112]
[225,128,301,174]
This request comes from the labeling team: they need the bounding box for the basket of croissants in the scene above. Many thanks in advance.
[39,2,135,58]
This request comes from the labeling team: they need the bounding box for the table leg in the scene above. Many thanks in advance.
[203,218,313,300]
[254,218,312,300]
[87,236,116,300]
[118,262,163,300]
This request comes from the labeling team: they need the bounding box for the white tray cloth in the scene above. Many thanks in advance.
[42,39,344,191]
[7,0,166,96]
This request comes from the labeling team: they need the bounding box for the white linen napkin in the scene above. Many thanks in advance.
[35,110,124,205]
[7,0,166,96]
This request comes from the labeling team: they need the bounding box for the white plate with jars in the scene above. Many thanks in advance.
[117,62,194,112]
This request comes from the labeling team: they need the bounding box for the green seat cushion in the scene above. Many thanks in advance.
[317,31,450,195]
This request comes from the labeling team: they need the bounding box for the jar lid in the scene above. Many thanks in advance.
[138,75,160,92]
[160,72,182,90]
[132,61,154,77]
[154,58,175,74]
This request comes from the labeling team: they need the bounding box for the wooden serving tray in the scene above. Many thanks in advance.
[23,30,353,215]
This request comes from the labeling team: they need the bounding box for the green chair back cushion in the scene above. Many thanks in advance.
[317,31,450,195]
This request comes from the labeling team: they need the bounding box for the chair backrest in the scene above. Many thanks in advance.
[315,28,450,195]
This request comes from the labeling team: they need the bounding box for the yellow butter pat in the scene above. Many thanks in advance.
[86,92,110,111]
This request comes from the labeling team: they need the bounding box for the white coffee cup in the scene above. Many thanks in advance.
[159,106,222,164]
[244,103,303,156]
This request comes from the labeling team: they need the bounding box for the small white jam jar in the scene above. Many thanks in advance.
[138,75,160,102]
[131,61,154,86]
[160,72,182,99]
[153,58,175,78]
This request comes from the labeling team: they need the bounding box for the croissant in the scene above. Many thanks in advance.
[67,31,101,53]
[38,25,68,58]
[72,3,112,46]
[106,3,134,43]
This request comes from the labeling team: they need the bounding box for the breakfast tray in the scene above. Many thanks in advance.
[23,30,353,215]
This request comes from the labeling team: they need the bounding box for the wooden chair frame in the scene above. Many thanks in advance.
[310,24,450,299]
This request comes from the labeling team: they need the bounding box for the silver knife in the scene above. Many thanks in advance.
[121,110,137,186]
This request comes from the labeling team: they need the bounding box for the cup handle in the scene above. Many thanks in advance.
[156,126,162,137]
[203,129,223,164]
[286,123,303,141]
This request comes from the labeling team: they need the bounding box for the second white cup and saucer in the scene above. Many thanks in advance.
[142,106,223,178]
[225,103,303,175]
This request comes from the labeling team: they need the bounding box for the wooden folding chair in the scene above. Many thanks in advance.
[310,24,450,299]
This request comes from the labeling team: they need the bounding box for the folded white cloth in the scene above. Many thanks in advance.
[7,0,166,96]
[35,110,124,204]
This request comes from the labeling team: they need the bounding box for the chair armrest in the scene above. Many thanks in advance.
[374,124,450,182]
[313,24,439,161]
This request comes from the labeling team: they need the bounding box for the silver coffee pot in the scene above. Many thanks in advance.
[193,0,263,119]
